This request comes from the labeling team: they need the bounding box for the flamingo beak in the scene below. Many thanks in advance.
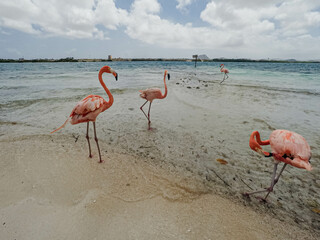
[114,72,118,81]
[167,73,170,80]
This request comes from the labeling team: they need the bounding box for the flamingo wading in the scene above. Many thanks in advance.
[244,130,312,201]
[51,66,118,163]
[220,64,229,84]
[139,70,170,130]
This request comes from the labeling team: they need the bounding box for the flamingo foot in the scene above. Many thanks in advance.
[98,159,104,163]
[242,192,251,199]
[89,154,93,158]
[255,196,268,203]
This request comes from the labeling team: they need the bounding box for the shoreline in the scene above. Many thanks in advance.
[1,58,319,63]
[0,134,319,239]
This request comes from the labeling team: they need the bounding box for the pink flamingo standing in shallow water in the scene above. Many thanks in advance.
[244,129,312,201]
[139,70,170,130]
[51,66,118,163]
[220,64,229,84]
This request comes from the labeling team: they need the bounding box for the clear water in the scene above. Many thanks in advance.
[1,61,319,106]
[1,60,319,141]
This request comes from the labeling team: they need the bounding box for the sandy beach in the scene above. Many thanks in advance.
[0,63,319,239]
[0,134,318,240]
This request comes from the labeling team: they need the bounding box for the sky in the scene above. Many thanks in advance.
[0,0,320,60]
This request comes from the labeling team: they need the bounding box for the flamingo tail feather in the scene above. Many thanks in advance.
[50,118,69,134]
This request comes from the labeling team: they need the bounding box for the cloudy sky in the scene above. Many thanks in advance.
[1,0,320,60]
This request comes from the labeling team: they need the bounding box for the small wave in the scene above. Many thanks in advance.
[0,121,25,126]
[0,88,132,110]
[111,88,131,94]
[253,118,276,131]
[64,87,99,92]
[0,86,28,90]
[230,83,320,96]
[0,95,85,110]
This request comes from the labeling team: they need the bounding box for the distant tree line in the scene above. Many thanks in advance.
[0,57,319,63]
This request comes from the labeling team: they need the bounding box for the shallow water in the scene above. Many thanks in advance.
[0,61,320,233]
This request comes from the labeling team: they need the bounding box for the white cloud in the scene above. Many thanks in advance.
[125,0,239,49]
[0,0,127,39]
[131,0,161,14]
[200,1,276,33]
[176,0,195,11]
[0,0,319,59]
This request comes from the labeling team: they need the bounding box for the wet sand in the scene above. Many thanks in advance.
[0,135,318,240]
[0,73,319,239]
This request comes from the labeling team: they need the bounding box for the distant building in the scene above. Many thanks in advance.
[108,55,112,61]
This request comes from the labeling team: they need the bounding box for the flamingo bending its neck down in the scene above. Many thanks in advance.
[51,66,118,163]
[139,70,170,130]
[220,64,229,84]
[244,129,312,201]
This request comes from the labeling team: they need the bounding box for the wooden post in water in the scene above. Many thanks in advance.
[192,55,198,68]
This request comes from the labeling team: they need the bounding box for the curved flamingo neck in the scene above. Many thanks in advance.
[252,131,270,145]
[160,71,168,99]
[249,131,270,156]
[98,67,114,108]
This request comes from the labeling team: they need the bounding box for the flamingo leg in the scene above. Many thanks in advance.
[147,101,152,130]
[86,122,92,158]
[93,122,103,163]
[244,163,279,199]
[220,74,226,84]
[264,163,287,200]
[140,100,149,121]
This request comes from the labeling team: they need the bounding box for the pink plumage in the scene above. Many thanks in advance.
[69,95,107,125]
[245,129,312,201]
[139,70,170,130]
[220,64,229,84]
[51,66,118,163]
[269,130,311,170]
[139,88,164,102]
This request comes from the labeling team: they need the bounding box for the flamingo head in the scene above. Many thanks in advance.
[249,136,262,153]
[164,70,170,80]
[108,67,118,81]
[249,131,271,156]
[220,64,224,68]
[113,71,118,81]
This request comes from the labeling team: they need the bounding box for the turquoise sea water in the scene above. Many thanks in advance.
[1,61,319,130]
[1,61,319,104]
[1,61,319,126]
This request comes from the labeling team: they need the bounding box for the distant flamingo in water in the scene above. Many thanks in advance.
[139,70,170,130]
[244,130,312,201]
[220,64,229,84]
[51,66,118,163]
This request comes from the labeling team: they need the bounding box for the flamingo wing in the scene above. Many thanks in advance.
[270,130,312,170]
[70,95,106,124]
[139,88,162,101]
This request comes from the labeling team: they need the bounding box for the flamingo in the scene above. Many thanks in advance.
[50,66,118,163]
[244,130,312,201]
[220,64,229,84]
[139,70,170,130]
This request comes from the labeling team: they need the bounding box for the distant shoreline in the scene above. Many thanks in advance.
[0,57,319,63]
